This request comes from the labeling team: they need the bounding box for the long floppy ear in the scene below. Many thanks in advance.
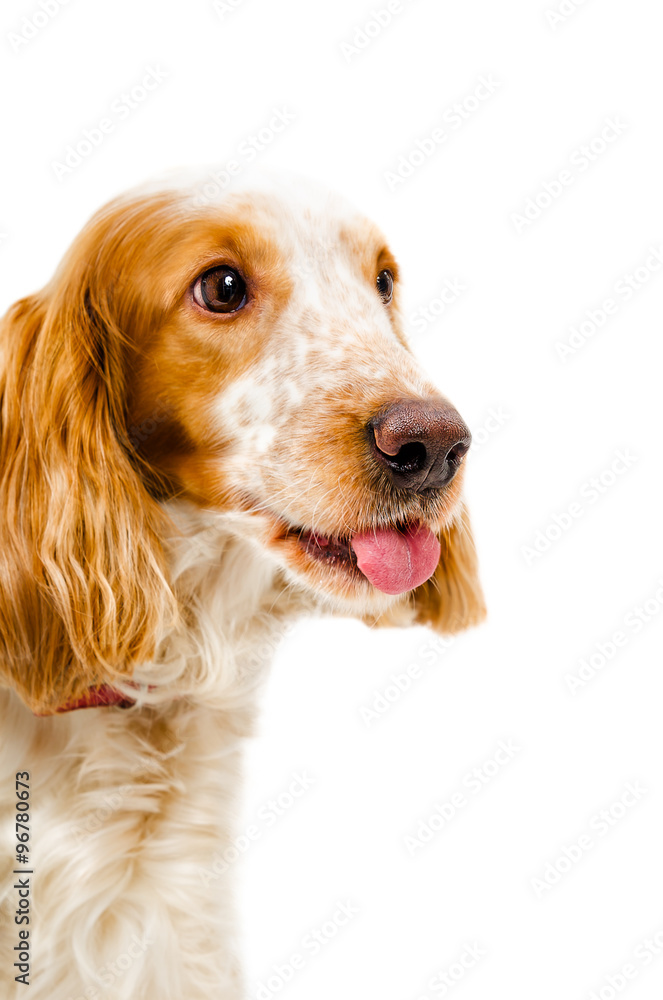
[0,252,177,713]
[411,505,486,634]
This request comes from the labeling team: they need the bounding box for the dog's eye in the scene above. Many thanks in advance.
[193,266,247,313]
[377,269,394,304]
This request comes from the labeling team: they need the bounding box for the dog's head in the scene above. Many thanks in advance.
[0,172,485,712]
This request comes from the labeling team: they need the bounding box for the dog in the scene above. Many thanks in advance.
[0,170,485,999]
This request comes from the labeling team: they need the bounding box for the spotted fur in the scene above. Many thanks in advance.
[0,172,485,999]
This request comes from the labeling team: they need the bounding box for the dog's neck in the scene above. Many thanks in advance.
[119,501,308,711]
[30,501,305,718]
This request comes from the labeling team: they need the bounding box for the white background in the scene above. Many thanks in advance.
[2,1,662,998]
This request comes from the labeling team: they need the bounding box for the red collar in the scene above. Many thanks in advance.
[35,685,137,716]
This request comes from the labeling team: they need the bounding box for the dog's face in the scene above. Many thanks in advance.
[0,172,485,712]
[127,175,476,614]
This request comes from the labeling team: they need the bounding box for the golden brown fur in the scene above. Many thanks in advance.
[0,171,484,999]
[0,208,178,712]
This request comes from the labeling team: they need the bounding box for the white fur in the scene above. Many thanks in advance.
[1,504,295,1000]
[0,172,457,999]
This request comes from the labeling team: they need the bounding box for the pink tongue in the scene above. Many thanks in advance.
[350,524,440,595]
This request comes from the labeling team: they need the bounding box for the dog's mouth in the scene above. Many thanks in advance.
[287,521,441,596]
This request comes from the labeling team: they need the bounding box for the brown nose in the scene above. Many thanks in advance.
[368,398,471,491]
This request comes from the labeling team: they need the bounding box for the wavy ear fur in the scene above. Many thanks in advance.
[412,506,486,634]
[0,235,176,713]
[371,505,486,635]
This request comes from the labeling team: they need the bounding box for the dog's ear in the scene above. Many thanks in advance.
[0,236,177,713]
[410,506,486,634]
